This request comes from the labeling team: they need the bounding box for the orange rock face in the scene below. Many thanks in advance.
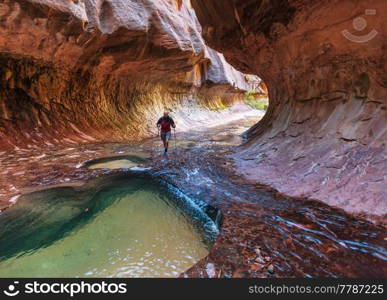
[0,0,249,150]
[191,0,387,216]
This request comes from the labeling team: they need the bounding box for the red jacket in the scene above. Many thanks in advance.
[157,116,175,132]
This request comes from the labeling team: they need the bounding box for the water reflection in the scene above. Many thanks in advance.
[0,175,218,277]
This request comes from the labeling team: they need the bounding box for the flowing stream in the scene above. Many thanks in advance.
[0,111,385,277]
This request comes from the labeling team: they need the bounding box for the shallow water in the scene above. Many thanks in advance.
[87,159,139,169]
[84,155,148,170]
[0,176,218,277]
[1,112,386,278]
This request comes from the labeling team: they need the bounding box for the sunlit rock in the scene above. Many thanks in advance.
[0,0,250,150]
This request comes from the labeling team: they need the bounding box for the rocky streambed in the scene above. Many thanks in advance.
[1,113,386,278]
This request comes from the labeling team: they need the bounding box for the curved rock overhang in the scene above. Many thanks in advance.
[191,0,387,216]
[0,0,251,150]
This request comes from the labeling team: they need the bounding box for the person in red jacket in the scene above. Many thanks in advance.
[157,111,176,154]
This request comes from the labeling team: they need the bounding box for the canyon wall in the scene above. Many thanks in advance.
[0,0,250,150]
[191,0,387,217]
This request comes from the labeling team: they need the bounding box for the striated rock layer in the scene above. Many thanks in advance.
[0,0,250,150]
[191,0,387,217]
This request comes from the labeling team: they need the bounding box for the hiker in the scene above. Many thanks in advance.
[157,111,176,154]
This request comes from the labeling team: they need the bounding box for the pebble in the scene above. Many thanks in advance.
[267,264,274,274]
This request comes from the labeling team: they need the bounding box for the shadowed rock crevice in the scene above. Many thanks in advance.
[98,1,116,34]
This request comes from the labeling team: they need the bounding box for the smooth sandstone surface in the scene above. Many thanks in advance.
[0,0,250,150]
[0,0,386,279]
[0,1,385,216]
[191,0,387,216]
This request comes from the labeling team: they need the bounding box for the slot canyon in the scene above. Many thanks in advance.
[0,0,386,278]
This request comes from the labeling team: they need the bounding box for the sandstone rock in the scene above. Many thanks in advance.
[0,0,250,150]
[191,0,387,216]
